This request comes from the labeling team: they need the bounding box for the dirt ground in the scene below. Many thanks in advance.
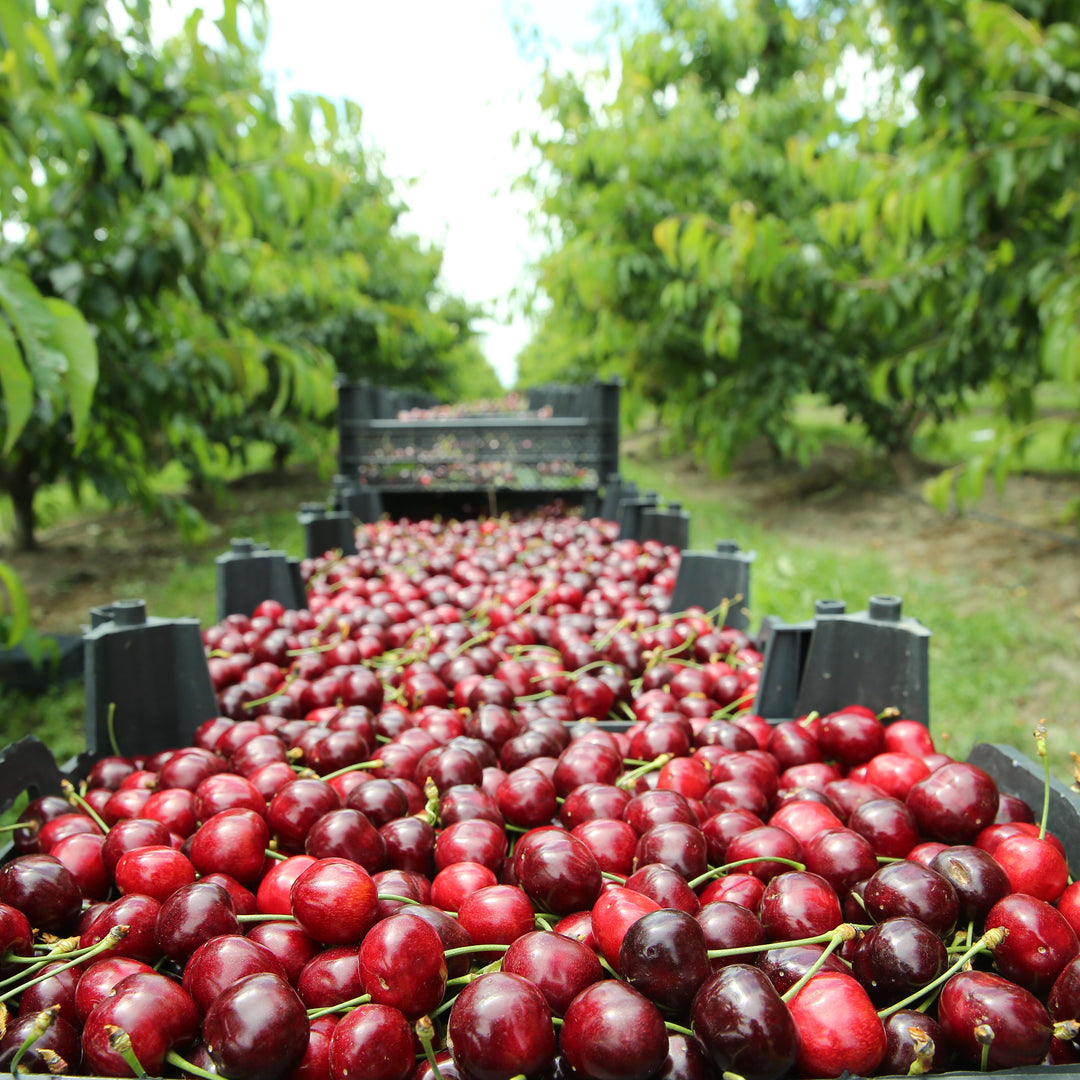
[5,449,1080,653]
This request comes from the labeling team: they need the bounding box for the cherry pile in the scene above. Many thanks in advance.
[3,511,1079,1079]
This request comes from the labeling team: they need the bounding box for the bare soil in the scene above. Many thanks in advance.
[6,450,1080,656]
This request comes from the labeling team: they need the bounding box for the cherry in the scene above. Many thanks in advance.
[80,893,162,964]
[358,911,447,1018]
[16,957,83,1027]
[327,1003,413,1080]
[290,857,378,945]
[698,872,765,910]
[883,719,935,757]
[189,807,271,886]
[722,825,804,882]
[818,708,884,767]
[433,817,507,876]
[937,969,1054,1069]
[571,817,639,876]
[788,970,887,1078]
[0,1012,81,1074]
[50,830,109,901]
[379,815,437,876]
[448,972,557,1080]
[514,828,602,915]
[561,979,669,1080]
[881,1009,945,1076]
[182,933,289,1014]
[305,808,387,872]
[156,880,240,963]
[802,827,878,896]
[624,789,697,835]
[759,871,842,942]
[863,860,959,937]
[767,798,843,848]
[993,831,1070,902]
[690,964,799,1080]
[501,929,604,1016]
[430,860,498,911]
[619,907,710,1015]
[822,777,888,819]
[559,782,631,829]
[101,816,172,874]
[634,821,708,880]
[0,853,82,934]
[985,892,1080,996]
[929,844,1011,922]
[905,761,999,844]
[847,796,920,858]
[863,750,931,800]
[81,971,200,1077]
[296,945,363,1011]
[245,920,322,986]
[457,884,536,946]
[756,943,850,994]
[202,971,310,1080]
[851,915,948,1006]
[114,844,196,903]
[590,885,661,971]
[624,863,700,914]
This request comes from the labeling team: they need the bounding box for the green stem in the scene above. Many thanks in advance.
[780,925,857,1003]
[877,927,1006,1020]
[9,1005,58,1078]
[306,993,371,1020]
[106,1026,147,1078]
[61,779,109,834]
[264,848,288,862]
[0,926,128,1001]
[1035,720,1050,840]
[706,928,839,961]
[236,913,296,924]
[616,754,672,790]
[107,701,120,757]
[664,1021,695,1038]
[443,944,510,959]
[377,893,419,906]
[686,856,805,890]
[167,1050,220,1080]
[415,1016,444,1080]
[318,759,385,782]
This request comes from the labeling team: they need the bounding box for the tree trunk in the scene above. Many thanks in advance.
[273,442,289,475]
[6,458,37,552]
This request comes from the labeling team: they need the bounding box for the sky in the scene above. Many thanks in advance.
[161,0,613,387]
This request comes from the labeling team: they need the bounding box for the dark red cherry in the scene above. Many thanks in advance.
[561,979,669,1080]
[929,844,1011,922]
[985,892,1080,997]
[905,762,999,844]
[359,912,447,1019]
[863,860,959,937]
[851,916,948,1006]
[501,930,604,1017]
[690,964,799,1080]
[619,908,710,1015]
[327,1003,413,1080]
[881,1009,945,1076]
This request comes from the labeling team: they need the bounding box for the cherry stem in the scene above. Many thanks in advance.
[687,856,805,890]
[0,926,129,1000]
[443,944,510,959]
[600,871,626,884]
[107,1026,147,1078]
[61,779,109,834]
[706,927,844,961]
[9,1004,58,1078]
[264,847,288,862]
[975,1023,993,1071]
[415,1016,444,1080]
[616,753,672,790]
[877,926,1007,1019]
[235,913,296,923]
[1034,720,1050,840]
[0,822,29,834]
[306,993,371,1020]
[376,893,420,906]
[664,1021,695,1038]
[107,701,120,757]
[167,1050,219,1080]
[780,924,858,1003]
[318,759,384,782]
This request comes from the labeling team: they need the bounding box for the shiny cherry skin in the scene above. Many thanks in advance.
[624,863,700,914]
[448,972,556,1080]
[327,1003,413,1080]
[905,761,999,844]
[202,971,310,1080]
[756,944,850,994]
[590,885,661,971]
[619,908,710,1016]
[862,860,959,937]
[759,871,842,942]
[155,880,240,963]
[457,884,536,946]
[244,920,322,986]
[514,828,602,915]
[690,964,799,1080]
[929,844,1011,922]
[938,969,1054,1069]
[881,1009,945,1076]
[268,779,343,854]
[358,912,447,1019]
[305,808,387,873]
[189,807,271,886]
[182,933,289,1014]
[985,892,1080,996]
[80,893,163,964]
[851,916,948,1006]
[802,827,878,896]
[561,979,669,1080]
[722,826,803,883]
[501,930,604,1017]
[0,853,82,934]
[114,844,196,903]
[788,970,887,1079]
[993,832,1069,902]
[290,857,378,946]
[847,797,920,859]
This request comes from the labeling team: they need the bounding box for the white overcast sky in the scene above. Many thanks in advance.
[160,0,613,387]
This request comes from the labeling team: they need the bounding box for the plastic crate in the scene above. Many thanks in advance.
[0,633,83,693]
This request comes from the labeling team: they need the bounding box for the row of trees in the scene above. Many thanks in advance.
[518,0,1079,503]
[0,0,499,552]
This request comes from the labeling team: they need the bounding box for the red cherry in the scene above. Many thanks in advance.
[788,971,887,1078]
[290,857,377,945]
[358,911,448,1018]
[993,832,1069,902]
[590,885,661,972]
[327,1003,413,1080]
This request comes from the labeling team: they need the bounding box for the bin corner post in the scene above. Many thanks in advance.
[83,600,218,759]
[794,594,932,725]
[216,539,306,622]
[594,377,621,482]
[669,542,752,628]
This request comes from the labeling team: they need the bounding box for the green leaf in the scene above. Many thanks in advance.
[0,267,53,375]
[120,115,160,187]
[653,217,681,265]
[87,114,127,177]
[0,0,31,90]
[23,20,59,85]
[994,149,1017,207]
[43,298,98,451]
[0,315,34,454]
[0,561,30,647]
